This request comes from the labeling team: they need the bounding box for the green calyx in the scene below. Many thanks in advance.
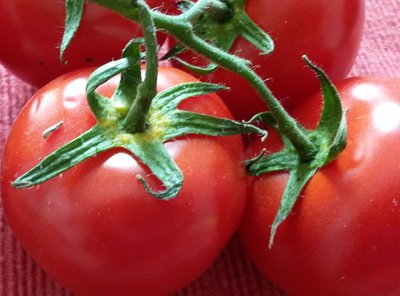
[13,59,266,199]
[246,56,346,248]
[164,0,274,74]
[13,0,266,200]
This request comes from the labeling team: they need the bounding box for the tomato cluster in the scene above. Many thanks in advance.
[1,1,400,296]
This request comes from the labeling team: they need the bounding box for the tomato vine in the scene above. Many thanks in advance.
[74,0,347,243]
[9,0,348,243]
[13,0,267,200]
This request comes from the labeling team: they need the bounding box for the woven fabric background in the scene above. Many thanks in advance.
[1,0,399,295]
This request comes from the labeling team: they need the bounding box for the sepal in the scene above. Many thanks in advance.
[13,125,115,188]
[122,139,183,200]
[61,0,84,63]
[246,57,346,248]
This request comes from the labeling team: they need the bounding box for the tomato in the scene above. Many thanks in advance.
[239,76,400,296]
[1,66,246,295]
[174,0,365,120]
[0,0,177,87]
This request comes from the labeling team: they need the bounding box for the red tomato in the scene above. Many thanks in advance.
[1,66,246,295]
[174,0,365,120]
[239,77,400,296]
[0,0,176,87]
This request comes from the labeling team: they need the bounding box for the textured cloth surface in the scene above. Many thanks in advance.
[1,0,400,295]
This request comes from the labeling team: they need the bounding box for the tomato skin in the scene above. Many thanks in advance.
[239,77,400,296]
[1,67,246,295]
[0,1,176,87]
[175,0,365,120]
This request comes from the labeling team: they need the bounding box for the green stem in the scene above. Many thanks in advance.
[155,13,316,159]
[89,0,317,159]
[176,0,212,21]
[176,0,232,23]
[123,0,158,133]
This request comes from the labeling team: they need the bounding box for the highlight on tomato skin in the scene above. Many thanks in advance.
[0,0,178,87]
[172,0,365,120]
[0,66,248,296]
[239,76,400,296]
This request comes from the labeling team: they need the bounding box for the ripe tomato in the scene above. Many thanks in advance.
[239,77,400,296]
[0,0,176,87]
[1,66,246,295]
[175,0,364,120]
